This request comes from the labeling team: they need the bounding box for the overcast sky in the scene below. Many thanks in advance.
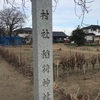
[52,0,100,35]
[0,0,100,35]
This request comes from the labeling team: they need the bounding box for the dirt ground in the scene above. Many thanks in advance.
[0,56,33,100]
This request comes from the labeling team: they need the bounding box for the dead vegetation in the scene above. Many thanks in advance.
[0,46,33,77]
[0,44,100,100]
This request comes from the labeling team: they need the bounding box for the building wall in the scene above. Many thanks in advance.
[83,29,100,35]
[85,35,94,41]
[94,37,100,44]
[83,28,100,43]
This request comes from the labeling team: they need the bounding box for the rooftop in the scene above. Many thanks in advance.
[53,31,67,37]
[82,25,100,30]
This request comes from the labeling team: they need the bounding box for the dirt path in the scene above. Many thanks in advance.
[0,56,33,100]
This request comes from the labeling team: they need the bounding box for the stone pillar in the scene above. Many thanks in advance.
[32,0,53,100]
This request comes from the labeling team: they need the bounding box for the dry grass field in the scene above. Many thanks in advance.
[1,43,100,100]
[53,44,100,100]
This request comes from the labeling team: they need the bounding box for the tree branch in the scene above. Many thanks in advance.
[53,0,59,12]
[74,0,94,25]
[1,0,94,26]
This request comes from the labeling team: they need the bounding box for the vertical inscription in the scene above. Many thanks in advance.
[40,6,52,100]
[42,64,50,73]
[43,78,50,86]
[42,50,50,59]
[41,29,50,39]
[32,0,53,100]
[40,10,49,20]
[42,92,51,100]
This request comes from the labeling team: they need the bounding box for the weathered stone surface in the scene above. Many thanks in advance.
[32,0,53,100]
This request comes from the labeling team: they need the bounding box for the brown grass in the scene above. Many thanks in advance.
[1,44,100,100]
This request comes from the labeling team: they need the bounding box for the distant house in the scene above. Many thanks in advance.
[14,27,32,44]
[53,31,67,43]
[14,28,67,43]
[82,25,100,43]
[14,27,32,35]
[0,36,25,46]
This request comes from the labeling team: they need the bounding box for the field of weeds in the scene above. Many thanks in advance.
[0,44,100,100]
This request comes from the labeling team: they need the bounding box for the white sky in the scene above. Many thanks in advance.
[0,0,100,36]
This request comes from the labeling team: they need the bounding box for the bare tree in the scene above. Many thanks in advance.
[0,7,26,36]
